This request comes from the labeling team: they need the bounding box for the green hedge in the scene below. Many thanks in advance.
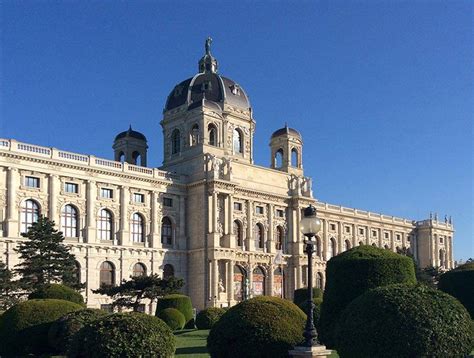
[69,312,175,358]
[438,262,474,318]
[319,245,416,347]
[0,299,83,356]
[156,307,185,331]
[29,283,85,306]
[335,284,474,358]
[156,294,193,328]
[195,307,226,329]
[48,308,108,354]
[293,287,323,307]
[297,297,323,333]
[207,296,306,358]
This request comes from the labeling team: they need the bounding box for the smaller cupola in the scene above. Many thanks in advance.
[269,123,303,174]
[113,125,148,167]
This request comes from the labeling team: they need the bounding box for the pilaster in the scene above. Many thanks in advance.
[85,180,96,243]
[6,167,19,237]
[119,186,129,246]
[48,174,59,225]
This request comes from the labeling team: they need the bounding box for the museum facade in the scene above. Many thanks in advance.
[0,40,454,311]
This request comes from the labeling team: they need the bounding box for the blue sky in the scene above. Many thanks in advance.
[1,1,472,261]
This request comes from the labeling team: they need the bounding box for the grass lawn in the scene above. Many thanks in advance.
[174,329,340,358]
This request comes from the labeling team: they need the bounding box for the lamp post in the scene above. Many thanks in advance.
[299,204,322,347]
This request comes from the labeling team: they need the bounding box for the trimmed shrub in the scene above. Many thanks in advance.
[195,307,225,329]
[156,307,185,331]
[297,297,323,333]
[438,262,474,318]
[156,294,193,327]
[207,296,306,358]
[0,299,83,356]
[48,308,108,354]
[319,245,416,347]
[335,284,474,358]
[69,312,175,358]
[29,283,85,305]
[293,287,323,306]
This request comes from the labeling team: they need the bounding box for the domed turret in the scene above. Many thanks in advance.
[270,123,303,174]
[113,125,148,166]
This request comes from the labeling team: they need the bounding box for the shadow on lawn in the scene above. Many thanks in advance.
[175,346,209,355]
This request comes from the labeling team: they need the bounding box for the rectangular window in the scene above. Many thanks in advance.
[359,228,364,235]
[234,202,242,211]
[345,226,351,233]
[100,304,113,313]
[163,197,173,207]
[396,234,401,241]
[25,176,40,188]
[330,223,336,231]
[372,230,377,237]
[407,236,411,242]
[440,237,444,244]
[255,206,264,215]
[65,182,79,193]
[133,193,144,203]
[384,232,389,239]
[100,188,113,199]
[276,209,284,218]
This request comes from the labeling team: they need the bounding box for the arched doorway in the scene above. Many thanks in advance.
[252,266,266,296]
[273,267,283,297]
[233,265,245,301]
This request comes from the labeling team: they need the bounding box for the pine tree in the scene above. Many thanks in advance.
[14,216,80,291]
[0,260,19,310]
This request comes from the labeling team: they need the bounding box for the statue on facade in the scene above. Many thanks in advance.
[218,278,225,293]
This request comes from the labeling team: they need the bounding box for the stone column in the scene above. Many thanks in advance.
[322,219,329,261]
[227,260,234,303]
[212,192,218,233]
[5,167,19,237]
[178,196,186,250]
[150,192,159,248]
[434,233,440,267]
[268,265,274,296]
[268,204,274,254]
[48,174,59,225]
[246,200,253,251]
[211,259,219,305]
[85,180,96,243]
[119,186,129,246]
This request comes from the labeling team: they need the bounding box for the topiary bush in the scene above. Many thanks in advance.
[335,284,474,358]
[48,308,108,354]
[0,299,83,356]
[293,287,323,306]
[156,294,193,328]
[438,262,474,318]
[156,307,185,331]
[29,283,85,305]
[69,312,175,358]
[319,245,416,347]
[195,307,225,329]
[207,296,306,358]
[296,297,323,333]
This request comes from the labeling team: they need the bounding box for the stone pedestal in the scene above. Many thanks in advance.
[289,345,332,358]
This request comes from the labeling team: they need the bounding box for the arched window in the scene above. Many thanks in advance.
[208,124,217,146]
[132,151,141,166]
[274,149,283,168]
[233,220,243,247]
[118,152,125,163]
[384,244,390,250]
[359,241,364,246]
[190,124,199,146]
[372,243,377,247]
[98,209,113,240]
[131,213,145,243]
[163,264,174,279]
[21,199,40,233]
[133,263,146,277]
[171,129,180,154]
[252,266,266,296]
[273,267,283,297]
[343,240,351,252]
[315,236,322,257]
[291,148,298,167]
[275,226,284,251]
[255,223,264,250]
[233,128,243,154]
[328,238,336,259]
[233,265,245,301]
[100,261,115,287]
[61,204,79,238]
[316,272,324,290]
[161,217,173,246]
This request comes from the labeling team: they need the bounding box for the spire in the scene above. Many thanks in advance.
[199,36,218,73]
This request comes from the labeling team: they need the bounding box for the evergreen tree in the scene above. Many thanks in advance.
[0,260,19,310]
[93,274,184,311]
[14,216,80,291]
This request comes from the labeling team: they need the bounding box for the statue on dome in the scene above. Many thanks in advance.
[205,36,212,56]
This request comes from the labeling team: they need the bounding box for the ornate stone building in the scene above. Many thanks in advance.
[0,40,454,311]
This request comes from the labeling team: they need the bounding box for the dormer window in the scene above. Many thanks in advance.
[201,81,212,92]
[230,84,240,95]
[174,86,183,97]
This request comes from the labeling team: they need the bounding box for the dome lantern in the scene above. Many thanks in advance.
[198,37,218,74]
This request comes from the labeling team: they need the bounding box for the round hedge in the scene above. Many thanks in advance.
[207,296,306,358]
[48,308,108,354]
[319,245,416,347]
[0,299,83,356]
[156,307,185,331]
[195,307,226,329]
[156,294,193,327]
[438,262,474,318]
[335,284,474,358]
[293,287,323,307]
[29,283,85,305]
[69,312,175,358]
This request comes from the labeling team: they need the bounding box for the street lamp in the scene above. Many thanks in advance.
[299,204,322,347]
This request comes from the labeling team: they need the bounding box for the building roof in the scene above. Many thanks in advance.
[271,125,302,139]
[114,125,147,141]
